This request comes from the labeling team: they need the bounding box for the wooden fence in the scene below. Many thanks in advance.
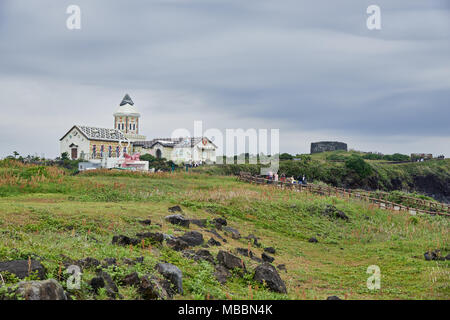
[238,172,450,217]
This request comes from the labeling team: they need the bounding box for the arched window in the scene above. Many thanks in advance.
[92,145,96,158]
[108,146,112,157]
[156,149,162,159]
[123,147,127,155]
[116,146,120,157]
[100,145,104,157]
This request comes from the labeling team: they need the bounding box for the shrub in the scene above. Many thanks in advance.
[345,155,373,179]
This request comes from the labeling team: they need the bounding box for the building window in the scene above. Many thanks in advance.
[108,146,112,157]
[92,145,97,158]
[133,124,135,131]
[116,146,120,157]
[123,147,127,155]
[100,145,104,157]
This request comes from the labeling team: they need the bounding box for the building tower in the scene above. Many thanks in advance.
[113,94,146,142]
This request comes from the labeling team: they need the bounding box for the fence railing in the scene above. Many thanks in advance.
[238,172,450,217]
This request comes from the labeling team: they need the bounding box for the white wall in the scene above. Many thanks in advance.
[60,127,90,159]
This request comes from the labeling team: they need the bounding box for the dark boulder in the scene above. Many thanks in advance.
[102,258,117,267]
[254,263,287,293]
[277,264,287,272]
[168,205,182,213]
[223,226,241,239]
[262,252,275,263]
[112,235,139,246]
[165,214,190,227]
[156,263,183,295]
[139,219,152,225]
[308,237,318,243]
[264,247,276,254]
[424,250,445,261]
[76,257,100,269]
[178,231,204,246]
[213,218,227,229]
[189,219,208,228]
[327,296,341,300]
[194,250,215,264]
[89,270,119,298]
[136,232,164,244]
[138,275,170,300]
[322,205,349,221]
[207,238,221,246]
[0,259,46,280]
[236,248,254,258]
[166,238,189,251]
[214,265,231,284]
[13,279,67,300]
[246,234,261,247]
[121,272,140,287]
[217,251,245,270]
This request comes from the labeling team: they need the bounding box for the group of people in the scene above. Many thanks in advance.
[266,172,308,185]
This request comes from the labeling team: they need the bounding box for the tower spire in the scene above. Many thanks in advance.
[120,94,134,106]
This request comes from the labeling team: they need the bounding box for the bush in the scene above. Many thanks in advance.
[345,155,373,179]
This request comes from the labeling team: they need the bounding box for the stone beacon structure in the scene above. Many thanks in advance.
[60,94,217,165]
[310,141,348,154]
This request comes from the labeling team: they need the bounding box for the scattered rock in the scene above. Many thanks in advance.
[446,254,450,261]
[0,259,46,279]
[262,252,275,263]
[102,258,117,267]
[246,234,261,247]
[76,257,100,269]
[166,238,189,251]
[207,229,226,242]
[308,237,318,243]
[322,205,349,221]
[90,270,119,298]
[424,250,445,261]
[139,219,152,225]
[138,275,170,300]
[207,238,221,246]
[194,250,215,264]
[327,296,341,300]
[223,226,241,239]
[264,247,276,254]
[13,279,67,300]
[112,235,139,246]
[178,231,204,246]
[165,214,190,227]
[277,264,287,272]
[254,263,287,294]
[168,205,183,213]
[236,248,254,258]
[156,263,183,295]
[251,256,263,263]
[189,219,208,228]
[121,272,140,287]
[214,265,231,284]
[217,251,245,271]
[136,232,164,244]
[212,218,227,229]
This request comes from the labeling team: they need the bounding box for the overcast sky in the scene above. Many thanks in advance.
[1,0,449,158]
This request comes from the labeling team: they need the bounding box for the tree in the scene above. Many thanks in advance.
[279,153,293,161]
[61,152,69,160]
[345,155,373,178]
[12,151,19,159]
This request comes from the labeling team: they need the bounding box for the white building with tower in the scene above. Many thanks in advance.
[59,94,217,166]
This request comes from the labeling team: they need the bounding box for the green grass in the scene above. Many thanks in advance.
[0,162,448,300]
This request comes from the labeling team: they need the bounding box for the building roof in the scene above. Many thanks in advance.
[133,137,217,149]
[114,94,140,117]
[60,125,128,142]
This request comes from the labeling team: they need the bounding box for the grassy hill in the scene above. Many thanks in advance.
[195,152,450,203]
[0,160,448,300]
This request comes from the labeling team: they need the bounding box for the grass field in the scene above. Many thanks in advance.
[0,161,448,300]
